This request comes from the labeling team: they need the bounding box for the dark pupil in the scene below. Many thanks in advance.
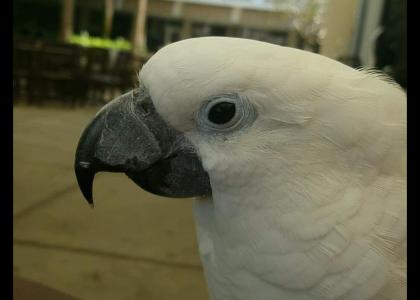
[208,102,236,125]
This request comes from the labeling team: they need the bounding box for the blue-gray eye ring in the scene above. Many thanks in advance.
[198,94,256,133]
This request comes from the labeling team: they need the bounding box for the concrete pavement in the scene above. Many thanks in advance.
[13,105,209,300]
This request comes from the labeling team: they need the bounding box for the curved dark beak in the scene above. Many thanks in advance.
[74,88,211,205]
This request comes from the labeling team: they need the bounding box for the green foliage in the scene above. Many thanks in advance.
[69,31,132,50]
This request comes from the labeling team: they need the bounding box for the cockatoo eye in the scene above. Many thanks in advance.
[208,102,236,125]
[197,93,257,133]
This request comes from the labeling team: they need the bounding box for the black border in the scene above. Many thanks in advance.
[5,0,13,299]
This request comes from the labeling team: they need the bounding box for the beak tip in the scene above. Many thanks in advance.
[75,161,96,206]
[84,193,94,205]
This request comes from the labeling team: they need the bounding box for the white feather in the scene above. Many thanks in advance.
[140,37,406,300]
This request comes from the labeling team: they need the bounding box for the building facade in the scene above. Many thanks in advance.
[14,0,305,53]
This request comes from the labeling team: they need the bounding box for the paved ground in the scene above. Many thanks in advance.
[13,105,209,300]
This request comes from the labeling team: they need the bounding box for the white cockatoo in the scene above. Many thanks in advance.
[75,37,406,300]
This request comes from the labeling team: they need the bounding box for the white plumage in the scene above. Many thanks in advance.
[140,37,406,300]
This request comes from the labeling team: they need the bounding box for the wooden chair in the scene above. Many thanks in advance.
[109,51,138,95]
[13,40,43,103]
[13,40,149,106]
[84,47,113,104]
[31,43,85,106]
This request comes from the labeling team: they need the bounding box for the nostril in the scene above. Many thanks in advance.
[139,100,153,115]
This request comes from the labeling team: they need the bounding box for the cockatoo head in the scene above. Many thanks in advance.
[75,37,406,300]
[75,37,405,211]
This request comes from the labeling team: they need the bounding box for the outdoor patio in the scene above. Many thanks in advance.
[13,105,209,300]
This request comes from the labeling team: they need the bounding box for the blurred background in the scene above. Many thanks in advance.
[13,0,406,299]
